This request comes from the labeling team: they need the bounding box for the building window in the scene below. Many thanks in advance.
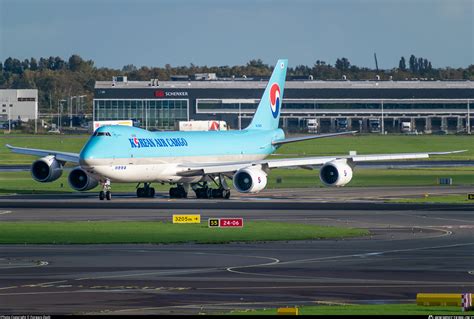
[94,99,188,130]
[18,97,36,102]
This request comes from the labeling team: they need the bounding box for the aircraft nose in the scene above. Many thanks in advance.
[79,146,95,166]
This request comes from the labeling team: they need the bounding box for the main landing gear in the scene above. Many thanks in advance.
[169,184,188,199]
[192,175,231,199]
[99,179,112,200]
[136,183,155,198]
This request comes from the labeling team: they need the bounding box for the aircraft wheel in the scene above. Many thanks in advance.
[137,188,145,198]
[212,188,222,198]
[146,187,155,198]
[194,188,202,199]
[169,187,177,198]
[99,191,105,200]
[105,191,112,201]
[223,189,231,199]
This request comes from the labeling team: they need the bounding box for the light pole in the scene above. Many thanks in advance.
[238,102,241,130]
[381,100,384,134]
[8,102,11,133]
[468,99,471,135]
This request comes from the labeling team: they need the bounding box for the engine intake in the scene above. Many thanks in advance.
[68,167,99,191]
[31,156,63,182]
[233,167,267,193]
[319,160,353,187]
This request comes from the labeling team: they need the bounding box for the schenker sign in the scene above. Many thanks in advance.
[154,90,189,98]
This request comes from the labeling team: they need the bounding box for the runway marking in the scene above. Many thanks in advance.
[196,283,474,291]
[0,260,49,270]
[222,242,474,277]
[0,280,67,291]
[75,267,221,281]
[277,242,474,267]
[0,210,12,215]
[0,285,18,290]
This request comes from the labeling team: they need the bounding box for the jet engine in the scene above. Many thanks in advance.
[233,167,267,193]
[68,167,99,191]
[319,160,353,187]
[31,155,63,182]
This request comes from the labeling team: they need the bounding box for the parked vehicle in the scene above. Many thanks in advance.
[179,120,228,131]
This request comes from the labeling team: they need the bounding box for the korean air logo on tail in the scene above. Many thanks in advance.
[269,83,280,119]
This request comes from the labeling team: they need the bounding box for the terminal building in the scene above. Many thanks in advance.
[94,77,473,133]
[0,89,38,122]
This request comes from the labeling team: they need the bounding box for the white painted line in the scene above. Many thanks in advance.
[0,211,12,215]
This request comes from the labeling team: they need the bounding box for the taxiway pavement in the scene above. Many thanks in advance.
[0,187,473,315]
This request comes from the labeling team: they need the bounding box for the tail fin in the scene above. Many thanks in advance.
[246,59,288,130]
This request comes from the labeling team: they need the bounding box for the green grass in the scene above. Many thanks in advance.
[275,134,474,160]
[1,134,473,165]
[0,134,86,165]
[0,221,368,244]
[387,194,474,204]
[228,303,463,315]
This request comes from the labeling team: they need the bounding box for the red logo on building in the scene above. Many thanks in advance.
[154,90,165,98]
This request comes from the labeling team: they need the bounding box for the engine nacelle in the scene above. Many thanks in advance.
[319,160,353,187]
[233,167,267,193]
[31,156,63,182]
[68,167,99,191]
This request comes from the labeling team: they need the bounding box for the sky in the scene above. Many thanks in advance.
[0,0,473,69]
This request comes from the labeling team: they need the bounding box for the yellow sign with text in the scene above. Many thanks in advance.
[172,214,201,224]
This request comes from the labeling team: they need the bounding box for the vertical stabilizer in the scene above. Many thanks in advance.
[246,59,288,130]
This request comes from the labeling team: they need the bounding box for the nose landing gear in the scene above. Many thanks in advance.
[99,179,112,200]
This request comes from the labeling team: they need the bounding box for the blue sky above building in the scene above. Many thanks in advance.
[0,0,472,69]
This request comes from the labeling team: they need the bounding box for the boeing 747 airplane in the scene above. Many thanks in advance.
[7,59,465,200]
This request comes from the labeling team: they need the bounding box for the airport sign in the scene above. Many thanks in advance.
[208,218,220,228]
[172,214,201,224]
[219,218,243,228]
[208,218,244,228]
[468,194,474,200]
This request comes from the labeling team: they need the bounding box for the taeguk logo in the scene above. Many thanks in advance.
[269,83,280,119]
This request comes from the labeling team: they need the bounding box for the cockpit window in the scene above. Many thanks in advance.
[93,131,111,137]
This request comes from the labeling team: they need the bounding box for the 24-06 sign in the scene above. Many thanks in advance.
[208,218,243,228]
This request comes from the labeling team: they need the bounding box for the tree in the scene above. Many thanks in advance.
[398,56,406,71]
[38,57,48,70]
[335,57,350,72]
[3,57,14,72]
[122,64,137,72]
[247,59,266,68]
[30,58,38,71]
[54,56,66,70]
[409,54,417,73]
[22,59,30,70]
[68,54,85,72]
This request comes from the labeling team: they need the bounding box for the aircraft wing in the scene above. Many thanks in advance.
[271,131,357,145]
[176,150,466,176]
[6,144,80,163]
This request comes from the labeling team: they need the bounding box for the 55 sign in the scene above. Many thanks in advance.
[208,218,244,228]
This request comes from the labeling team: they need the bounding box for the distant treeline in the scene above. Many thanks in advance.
[0,54,473,114]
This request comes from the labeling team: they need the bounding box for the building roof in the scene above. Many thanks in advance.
[95,80,474,90]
